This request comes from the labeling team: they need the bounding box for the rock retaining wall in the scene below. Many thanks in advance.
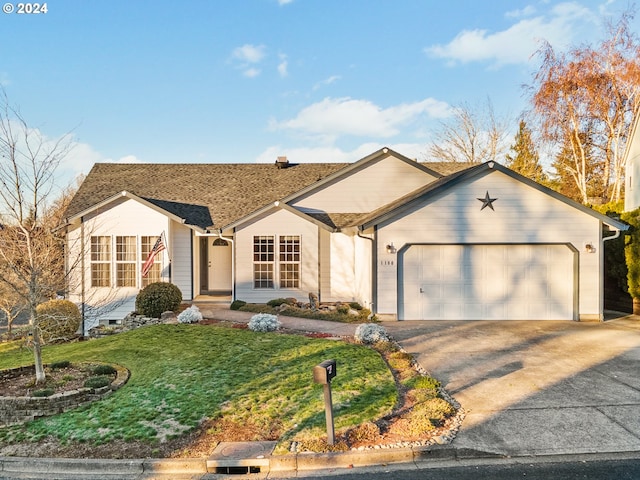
[0,364,129,427]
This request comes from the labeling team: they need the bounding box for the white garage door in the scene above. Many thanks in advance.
[401,244,575,320]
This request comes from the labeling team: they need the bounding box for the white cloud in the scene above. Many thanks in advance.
[277,0,294,5]
[0,72,10,86]
[505,5,536,18]
[255,142,427,164]
[243,67,261,78]
[232,44,266,63]
[278,54,288,77]
[313,75,341,91]
[426,1,596,66]
[231,44,267,77]
[271,97,451,142]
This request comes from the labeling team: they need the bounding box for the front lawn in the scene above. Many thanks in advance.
[0,324,396,455]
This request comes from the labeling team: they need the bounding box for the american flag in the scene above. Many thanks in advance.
[141,235,165,277]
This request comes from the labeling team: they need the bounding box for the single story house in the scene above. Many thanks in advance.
[62,147,627,329]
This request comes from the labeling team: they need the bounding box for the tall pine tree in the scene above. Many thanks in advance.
[505,120,547,184]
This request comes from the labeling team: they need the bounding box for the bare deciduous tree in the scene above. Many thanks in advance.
[0,91,73,383]
[428,98,511,164]
[529,10,640,204]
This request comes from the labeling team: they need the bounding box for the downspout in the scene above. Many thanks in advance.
[357,228,374,312]
[600,226,622,322]
[602,227,621,243]
[80,220,86,335]
[216,229,235,301]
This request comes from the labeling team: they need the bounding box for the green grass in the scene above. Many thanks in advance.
[0,324,396,447]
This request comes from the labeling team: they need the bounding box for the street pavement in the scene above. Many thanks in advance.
[2,308,640,478]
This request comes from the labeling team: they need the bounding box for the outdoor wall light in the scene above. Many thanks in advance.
[386,243,397,254]
[584,242,596,254]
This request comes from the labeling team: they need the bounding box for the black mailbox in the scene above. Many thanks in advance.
[313,359,337,384]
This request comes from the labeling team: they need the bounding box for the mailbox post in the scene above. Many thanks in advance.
[313,359,337,445]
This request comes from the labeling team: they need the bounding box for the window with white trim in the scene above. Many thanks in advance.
[91,236,111,287]
[253,235,301,289]
[116,236,137,287]
[253,236,274,288]
[279,235,300,288]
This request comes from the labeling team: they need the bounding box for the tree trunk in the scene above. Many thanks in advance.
[633,298,640,316]
[29,310,46,384]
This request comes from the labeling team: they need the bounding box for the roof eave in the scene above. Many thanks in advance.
[223,201,337,232]
[66,190,189,227]
[359,162,629,232]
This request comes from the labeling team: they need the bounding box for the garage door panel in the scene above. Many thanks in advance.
[402,244,575,321]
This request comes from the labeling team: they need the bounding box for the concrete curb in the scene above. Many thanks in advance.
[0,445,504,477]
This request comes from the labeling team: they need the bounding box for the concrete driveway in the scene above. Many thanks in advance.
[383,314,640,457]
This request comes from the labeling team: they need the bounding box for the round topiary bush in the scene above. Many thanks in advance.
[135,282,182,318]
[36,299,81,344]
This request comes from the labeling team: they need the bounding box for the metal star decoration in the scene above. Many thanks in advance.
[477,191,498,211]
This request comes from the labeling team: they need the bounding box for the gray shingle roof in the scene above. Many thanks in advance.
[65,163,348,230]
[65,160,476,231]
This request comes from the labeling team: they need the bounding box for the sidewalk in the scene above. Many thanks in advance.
[2,309,640,478]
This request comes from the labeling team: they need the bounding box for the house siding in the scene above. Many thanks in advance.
[625,115,640,211]
[169,223,193,301]
[375,170,602,319]
[235,208,319,303]
[66,197,171,330]
[292,154,437,213]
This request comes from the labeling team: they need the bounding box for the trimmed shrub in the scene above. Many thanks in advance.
[135,282,182,318]
[92,364,117,376]
[84,376,111,389]
[336,304,350,314]
[36,300,81,344]
[354,323,390,344]
[346,421,380,445]
[349,302,363,310]
[50,360,71,370]
[248,313,281,332]
[387,350,414,372]
[412,398,456,425]
[32,388,55,397]
[406,375,441,391]
[177,305,203,324]
[230,300,247,311]
[266,298,289,307]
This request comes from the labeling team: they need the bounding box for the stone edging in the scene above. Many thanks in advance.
[0,364,130,427]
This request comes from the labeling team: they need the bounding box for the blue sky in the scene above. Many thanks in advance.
[1,0,636,188]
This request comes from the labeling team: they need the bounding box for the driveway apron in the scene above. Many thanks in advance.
[383,316,640,457]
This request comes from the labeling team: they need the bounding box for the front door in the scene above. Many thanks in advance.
[207,238,232,293]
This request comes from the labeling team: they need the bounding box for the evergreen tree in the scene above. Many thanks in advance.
[505,120,547,183]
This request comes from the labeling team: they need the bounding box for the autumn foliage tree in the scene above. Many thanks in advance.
[0,91,73,383]
[529,11,640,204]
